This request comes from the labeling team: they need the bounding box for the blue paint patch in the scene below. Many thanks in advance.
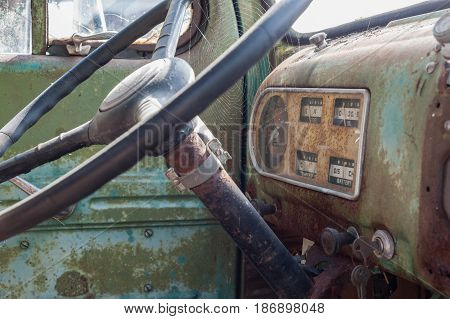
[0,60,44,73]
[126,229,135,243]
[379,69,408,175]
[177,256,187,265]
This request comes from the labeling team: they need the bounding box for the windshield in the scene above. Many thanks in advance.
[48,0,193,42]
[278,0,427,33]
[0,0,31,54]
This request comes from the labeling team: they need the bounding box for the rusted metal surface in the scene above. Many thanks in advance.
[9,177,75,220]
[247,12,450,296]
[31,0,47,55]
[243,239,356,299]
[305,246,354,299]
[417,72,450,295]
[165,133,313,298]
[0,225,237,298]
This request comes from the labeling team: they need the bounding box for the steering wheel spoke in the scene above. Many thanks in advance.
[0,122,92,184]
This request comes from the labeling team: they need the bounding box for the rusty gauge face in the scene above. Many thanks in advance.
[257,95,289,171]
[249,88,370,200]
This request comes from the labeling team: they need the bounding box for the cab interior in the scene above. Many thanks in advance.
[0,0,449,299]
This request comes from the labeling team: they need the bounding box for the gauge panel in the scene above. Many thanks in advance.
[249,88,370,200]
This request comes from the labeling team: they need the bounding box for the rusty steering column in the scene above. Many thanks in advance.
[164,132,313,298]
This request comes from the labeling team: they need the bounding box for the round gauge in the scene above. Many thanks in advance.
[256,95,289,171]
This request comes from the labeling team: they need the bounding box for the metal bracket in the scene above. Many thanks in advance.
[66,32,117,56]
[166,152,223,192]
[191,117,232,166]
[206,138,232,166]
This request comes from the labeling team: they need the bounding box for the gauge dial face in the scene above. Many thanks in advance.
[250,88,370,200]
[257,95,289,171]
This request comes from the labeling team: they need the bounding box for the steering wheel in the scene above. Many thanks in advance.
[0,0,313,297]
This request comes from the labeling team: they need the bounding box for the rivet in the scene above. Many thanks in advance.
[20,240,30,249]
[144,283,153,292]
[426,61,437,74]
[144,229,153,238]
[444,120,450,131]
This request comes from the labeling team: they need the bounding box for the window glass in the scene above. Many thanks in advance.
[48,0,193,42]
[277,0,427,33]
[0,0,31,54]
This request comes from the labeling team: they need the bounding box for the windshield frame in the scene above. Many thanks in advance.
[40,0,208,56]
[262,0,450,45]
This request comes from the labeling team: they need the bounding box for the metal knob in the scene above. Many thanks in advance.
[434,12,450,44]
[372,230,395,260]
[320,227,357,256]
[309,32,328,51]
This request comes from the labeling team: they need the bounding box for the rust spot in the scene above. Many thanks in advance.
[55,271,89,297]
[417,94,450,297]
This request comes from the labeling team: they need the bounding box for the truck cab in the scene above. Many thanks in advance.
[0,0,448,299]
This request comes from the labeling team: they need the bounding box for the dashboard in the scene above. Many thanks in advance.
[246,10,450,296]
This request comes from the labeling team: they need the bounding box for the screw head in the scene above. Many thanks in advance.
[19,240,30,249]
[144,283,153,293]
[144,229,153,238]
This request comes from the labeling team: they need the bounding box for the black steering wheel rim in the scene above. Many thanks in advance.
[0,0,313,241]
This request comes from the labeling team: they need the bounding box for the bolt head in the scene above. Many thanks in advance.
[309,32,328,50]
[144,283,153,292]
[19,240,30,249]
[144,229,153,238]
[309,32,327,44]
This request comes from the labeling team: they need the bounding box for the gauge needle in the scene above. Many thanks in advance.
[268,127,280,145]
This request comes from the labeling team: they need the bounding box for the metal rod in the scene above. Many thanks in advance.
[9,177,39,195]
[0,122,91,184]
[165,133,313,298]
[9,177,75,221]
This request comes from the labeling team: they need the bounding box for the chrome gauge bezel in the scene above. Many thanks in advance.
[248,87,370,200]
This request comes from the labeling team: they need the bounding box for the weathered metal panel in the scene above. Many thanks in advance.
[247,14,450,295]
[0,1,242,298]
[31,0,47,55]
[0,225,236,298]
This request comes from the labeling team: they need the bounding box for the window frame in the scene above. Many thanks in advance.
[31,0,208,56]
